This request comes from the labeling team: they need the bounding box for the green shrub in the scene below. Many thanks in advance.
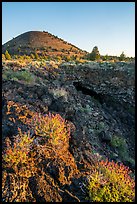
[87,159,135,202]
[110,135,129,160]
[2,69,35,83]
[2,69,14,80]
[14,70,34,82]
[110,135,127,149]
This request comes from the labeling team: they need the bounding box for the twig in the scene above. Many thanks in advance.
[65,189,80,202]
[58,188,64,193]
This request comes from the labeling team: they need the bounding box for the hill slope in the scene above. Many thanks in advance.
[2,31,88,58]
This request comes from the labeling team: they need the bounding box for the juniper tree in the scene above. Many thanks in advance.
[89,46,100,61]
[119,52,126,61]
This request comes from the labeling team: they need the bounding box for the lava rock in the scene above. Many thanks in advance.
[98,131,112,143]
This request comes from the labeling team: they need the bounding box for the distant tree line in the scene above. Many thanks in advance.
[85,46,134,62]
[2,47,134,62]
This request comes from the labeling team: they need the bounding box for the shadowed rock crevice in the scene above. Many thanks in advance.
[73,81,104,104]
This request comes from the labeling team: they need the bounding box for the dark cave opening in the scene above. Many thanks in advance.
[73,81,104,104]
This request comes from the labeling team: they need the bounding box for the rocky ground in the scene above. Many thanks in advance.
[2,59,135,202]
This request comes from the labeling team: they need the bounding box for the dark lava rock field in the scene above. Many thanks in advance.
[2,60,135,202]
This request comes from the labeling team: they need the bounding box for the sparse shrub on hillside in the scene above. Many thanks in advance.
[18,55,24,60]
[34,51,39,60]
[30,53,35,59]
[65,55,71,62]
[52,48,58,52]
[75,57,86,64]
[61,48,65,52]
[87,159,135,202]
[2,69,35,83]
[101,54,109,61]
[5,50,11,60]
[70,55,77,61]
[56,55,62,62]
[13,54,19,59]
[2,54,6,60]
[44,55,49,60]
[18,47,21,53]
[62,55,67,61]
[24,55,31,60]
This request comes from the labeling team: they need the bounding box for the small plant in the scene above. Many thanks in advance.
[30,53,35,59]
[87,159,135,202]
[3,129,34,168]
[5,50,11,60]
[2,69,35,83]
[110,135,127,149]
[2,69,13,80]
[14,70,35,82]
[27,112,70,147]
[110,135,129,160]
[2,129,37,202]
[34,51,39,60]
[2,53,6,60]
[49,87,68,102]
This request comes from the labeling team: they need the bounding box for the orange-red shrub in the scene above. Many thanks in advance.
[3,129,34,168]
[27,112,71,148]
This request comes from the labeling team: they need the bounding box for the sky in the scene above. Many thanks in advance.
[2,2,135,57]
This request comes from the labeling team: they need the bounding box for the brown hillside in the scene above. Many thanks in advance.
[2,31,88,58]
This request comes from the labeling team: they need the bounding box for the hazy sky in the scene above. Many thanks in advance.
[2,2,135,57]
